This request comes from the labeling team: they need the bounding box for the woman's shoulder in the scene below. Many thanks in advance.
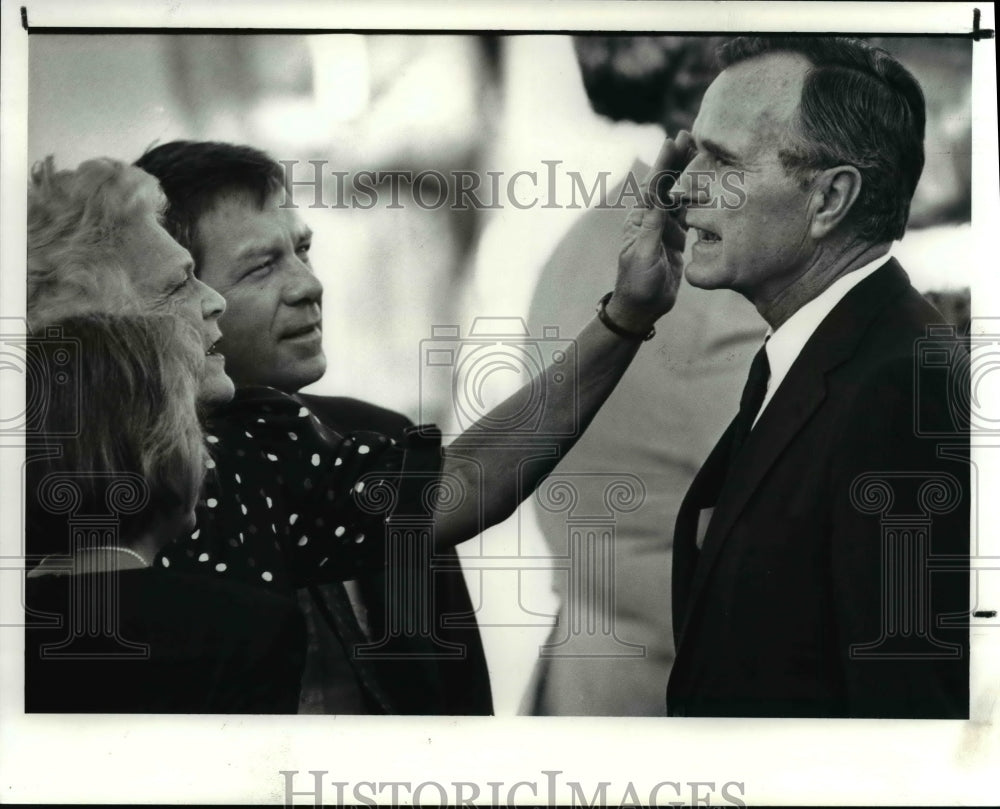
[27,567,301,625]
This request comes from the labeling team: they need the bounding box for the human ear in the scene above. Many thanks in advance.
[809,165,862,240]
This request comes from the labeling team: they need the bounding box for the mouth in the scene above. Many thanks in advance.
[693,226,721,243]
[283,322,322,341]
[205,336,223,358]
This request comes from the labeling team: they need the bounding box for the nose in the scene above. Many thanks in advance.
[196,277,227,320]
[283,258,323,306]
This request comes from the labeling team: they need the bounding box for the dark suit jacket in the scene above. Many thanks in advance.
[668,261,970,718]
[297,393,493,715]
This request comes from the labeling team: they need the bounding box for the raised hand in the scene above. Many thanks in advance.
[611,131,695,332]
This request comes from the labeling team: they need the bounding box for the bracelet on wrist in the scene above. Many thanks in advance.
[596,292,656,342]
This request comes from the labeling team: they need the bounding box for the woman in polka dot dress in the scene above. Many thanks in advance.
[159,385,439,591]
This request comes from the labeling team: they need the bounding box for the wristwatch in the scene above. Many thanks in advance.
[596,292,656,342]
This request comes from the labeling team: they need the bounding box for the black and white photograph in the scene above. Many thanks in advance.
[1,0,998,804]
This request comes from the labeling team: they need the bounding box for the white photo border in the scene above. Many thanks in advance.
[1,0,997,804]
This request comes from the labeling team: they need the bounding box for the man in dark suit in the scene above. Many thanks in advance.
[665,37,969,717]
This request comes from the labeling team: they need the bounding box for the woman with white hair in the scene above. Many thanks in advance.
[27,155,234,405]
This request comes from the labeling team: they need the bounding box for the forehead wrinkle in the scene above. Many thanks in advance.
[707,52,809,162]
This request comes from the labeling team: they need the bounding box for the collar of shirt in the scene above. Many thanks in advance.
[753,249,894,426]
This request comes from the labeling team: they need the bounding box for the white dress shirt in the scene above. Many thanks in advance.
[753,251,894,427]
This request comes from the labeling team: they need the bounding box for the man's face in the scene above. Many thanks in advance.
[117,211,235,405]
[675,52,818,307]
[193,190,325,393]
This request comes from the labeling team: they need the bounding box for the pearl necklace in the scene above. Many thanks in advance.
[76,546,149,568]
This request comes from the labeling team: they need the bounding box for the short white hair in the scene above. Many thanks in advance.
[27,156,165,331]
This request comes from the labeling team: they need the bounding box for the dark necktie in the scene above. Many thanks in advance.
[728,343,771,466]
[671,341,772,625]
[682,342,772,514]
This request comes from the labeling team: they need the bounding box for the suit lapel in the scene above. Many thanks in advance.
[672,419,738,639]
[679,364,827,637]
[674,260,912,646]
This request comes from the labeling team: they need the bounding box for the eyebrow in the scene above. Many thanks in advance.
[235,227,314,263]
[698,137,742,166]
[235,242,280,263]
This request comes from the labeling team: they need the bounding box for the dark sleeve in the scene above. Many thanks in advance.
[222,388,444,586]
[828,354,969,718]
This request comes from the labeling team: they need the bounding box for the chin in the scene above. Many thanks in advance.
[684,262,721,290]
[181,508,198,534]
[685,253,741,291]
[200,368,237,406]
[273,354,327,394]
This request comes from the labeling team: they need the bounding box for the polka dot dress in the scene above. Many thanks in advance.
[157,386,443,593]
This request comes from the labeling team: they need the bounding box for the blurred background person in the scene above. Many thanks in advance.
[25,313,307,713]
[871,37,973,332]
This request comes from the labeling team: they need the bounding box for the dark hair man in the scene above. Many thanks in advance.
[135,137,688,713]
[666,37,969,717]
